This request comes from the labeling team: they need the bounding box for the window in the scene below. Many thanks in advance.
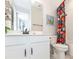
[14,11,30,32]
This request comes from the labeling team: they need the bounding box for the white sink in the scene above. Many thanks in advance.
[6,30,23,35]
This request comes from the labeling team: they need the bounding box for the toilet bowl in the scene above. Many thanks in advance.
[53,44,68,59]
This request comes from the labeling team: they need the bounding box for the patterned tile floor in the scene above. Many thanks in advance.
[50,54,73,59]
[65,55,73,59]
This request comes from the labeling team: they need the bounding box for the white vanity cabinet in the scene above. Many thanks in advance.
[5,45,27,59]
[5,35,50,59]
[5,35,30,59]
[30,42,50,59]
[30,36,50,59]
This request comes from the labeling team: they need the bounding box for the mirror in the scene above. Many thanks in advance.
[31,1,43,31]
[5,0,31,34]
[5,0,43,34]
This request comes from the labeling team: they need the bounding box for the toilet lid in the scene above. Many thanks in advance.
[54,44,68,49]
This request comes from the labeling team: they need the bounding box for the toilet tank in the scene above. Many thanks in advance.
[49,35,57,44]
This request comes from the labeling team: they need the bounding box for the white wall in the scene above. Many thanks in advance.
[65,0,73,57]
[42,0,57,35]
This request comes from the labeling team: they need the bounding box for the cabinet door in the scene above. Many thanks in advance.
[30,42,50,59]
[5,45,29,59]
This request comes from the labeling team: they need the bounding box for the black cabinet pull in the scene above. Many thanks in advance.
[31,48,33,55]
[24,49,26,57]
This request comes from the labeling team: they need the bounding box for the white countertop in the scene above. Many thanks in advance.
[5,34,57,36]
[5,31,57,37]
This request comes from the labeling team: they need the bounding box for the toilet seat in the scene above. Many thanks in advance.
[55,44,68,49]
[53,44,68,52]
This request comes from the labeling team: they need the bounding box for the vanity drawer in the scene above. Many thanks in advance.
[30,36,50,43]
[5,35,29,46]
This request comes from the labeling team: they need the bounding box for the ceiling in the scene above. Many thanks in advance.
[14,0,31,13]
[13,0,65,13]
[56,0,64,7]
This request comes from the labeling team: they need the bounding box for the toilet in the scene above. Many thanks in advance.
[50,36,68,59]
[53,44,68,59]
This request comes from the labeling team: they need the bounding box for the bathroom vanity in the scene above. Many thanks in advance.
[5,0,57,59]
[5,35,52,59]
